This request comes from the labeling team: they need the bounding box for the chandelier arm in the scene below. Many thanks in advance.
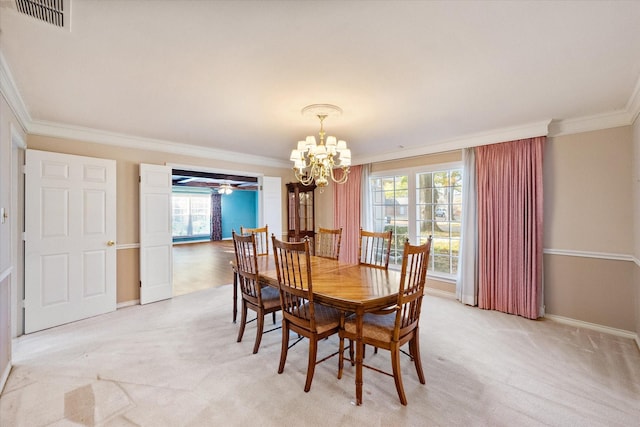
[295,169,314,186]
[330,165,349,184]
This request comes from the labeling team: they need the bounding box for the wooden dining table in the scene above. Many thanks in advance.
[231,255,403,405]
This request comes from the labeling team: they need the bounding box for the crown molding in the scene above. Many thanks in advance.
[357,120,552,165]
[626,73,640,126]
[547,110,633,137]
[28,120,291,169]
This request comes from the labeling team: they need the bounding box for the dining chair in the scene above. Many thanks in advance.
[338,236,432,405]
[358,228,393,269]
[271,235,342,392]
[316,227,343,260]
[240,224,269,255]
[232,231,281,354]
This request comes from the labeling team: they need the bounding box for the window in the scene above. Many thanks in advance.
[416,169,462,276]
[172,190,212,239]
[369,164,462,277]
[370,175,409,267]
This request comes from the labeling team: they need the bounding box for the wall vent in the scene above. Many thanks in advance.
[15,0,66,28]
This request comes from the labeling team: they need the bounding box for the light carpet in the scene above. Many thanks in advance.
[1,284,639,426]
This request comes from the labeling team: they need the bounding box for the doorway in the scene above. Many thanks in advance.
[171,168,259,296]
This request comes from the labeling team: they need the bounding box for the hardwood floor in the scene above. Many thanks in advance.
[172,240,236,296]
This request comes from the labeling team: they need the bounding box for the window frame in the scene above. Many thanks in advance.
[171,187,213,240]
[368,161,462,281]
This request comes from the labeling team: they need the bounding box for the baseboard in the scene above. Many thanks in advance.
[0,362,11,394]
[544,314,638,342]
[117,299,139,309]
[425,288,456,299]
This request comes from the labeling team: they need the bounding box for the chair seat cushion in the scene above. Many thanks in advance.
[343,312,395,343]
[261,286,281,310]
[303,302,341,334]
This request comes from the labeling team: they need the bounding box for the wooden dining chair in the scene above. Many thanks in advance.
[316,227,343,260]
[232,231,281,354]
[240,224,269,255]
[358,228,393,269]
[271,235,342,392]
[338,236,432,405]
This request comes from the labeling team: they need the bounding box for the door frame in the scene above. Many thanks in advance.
[10,125,26,338]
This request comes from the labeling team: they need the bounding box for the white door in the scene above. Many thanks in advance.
[139,163,173,304]
[24,149,116,333]
[261,176,282,251]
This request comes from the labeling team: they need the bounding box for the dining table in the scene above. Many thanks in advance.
[231,255,403,405]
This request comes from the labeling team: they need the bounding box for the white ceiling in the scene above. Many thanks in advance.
[1,1,640,167]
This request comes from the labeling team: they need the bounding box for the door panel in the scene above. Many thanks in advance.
[25,149,116,333]
[139,164,173,304]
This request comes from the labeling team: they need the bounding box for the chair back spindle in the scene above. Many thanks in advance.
[240,224,269,255]
[358,228,393,269]
[316,227,342,260]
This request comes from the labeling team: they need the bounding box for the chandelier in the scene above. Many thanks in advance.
[289,104,351,187]
[218,183,233,195]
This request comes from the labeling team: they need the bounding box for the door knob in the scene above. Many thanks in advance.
[107,240,115,246]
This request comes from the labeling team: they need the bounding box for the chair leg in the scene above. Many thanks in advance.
[237,301,248,343]
[232,272,238,323]
[278,320,290,374]
[349,339,355,366]
[304,336,318,392]
[272,311,276,324]
[253,310,265,354]
[338,336,344,379]
[390,343,407,406]
[410,333,425,384]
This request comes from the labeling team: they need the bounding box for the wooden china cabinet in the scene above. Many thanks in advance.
[286,182,316,250]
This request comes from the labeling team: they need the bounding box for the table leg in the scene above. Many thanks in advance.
[232,269,238,323]
[355,307,364,405]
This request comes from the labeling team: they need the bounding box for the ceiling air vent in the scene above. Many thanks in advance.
[15,0,66,28]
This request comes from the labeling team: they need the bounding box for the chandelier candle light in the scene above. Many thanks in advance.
[290,104,351,187]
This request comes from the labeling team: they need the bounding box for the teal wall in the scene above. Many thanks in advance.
[221,190,258,238]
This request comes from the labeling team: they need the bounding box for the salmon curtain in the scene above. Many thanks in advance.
[475,137,545,319]
[333,165,363,264]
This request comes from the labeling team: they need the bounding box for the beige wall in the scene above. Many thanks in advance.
[544,126,633,253]
[371,150,462,173]
[544,254,635,330]
[544,127,636,331]
[314,183,335,231]
[28,135,293,303]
